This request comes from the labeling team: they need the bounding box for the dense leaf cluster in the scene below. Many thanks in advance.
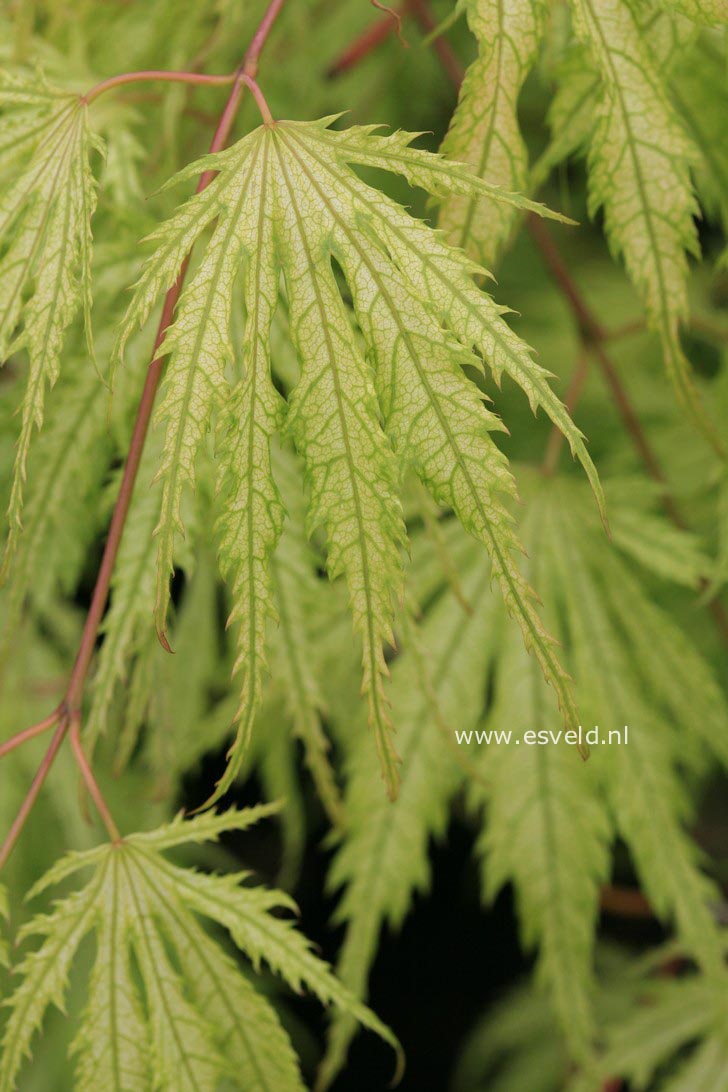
[1,1,727,1090]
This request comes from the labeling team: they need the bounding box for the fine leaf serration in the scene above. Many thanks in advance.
[0,807,396,1092]
[0,73,101,563]
[116,115,600,801]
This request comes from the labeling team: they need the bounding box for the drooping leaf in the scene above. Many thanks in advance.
[568,0,718,441]
[320,553,496,1087]
[0,72,101,558]
[116,115,594,800]
[0,807,397,1092]
[440,0,545,266]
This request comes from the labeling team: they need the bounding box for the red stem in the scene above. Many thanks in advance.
[0,0,287,869]
[327,7,404,78]
[69,714,120,841]
[83,68,237,105]
[242,0,286,77]
[0,718,67,871]
[407,0,462,89]
[0,708,60,760]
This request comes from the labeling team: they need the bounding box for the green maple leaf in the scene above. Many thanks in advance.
[0,806,397,1092]
[0,71,102,564]
[115,114,601,802]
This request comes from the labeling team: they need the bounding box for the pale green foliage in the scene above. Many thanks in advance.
[116,115,596,800]
[463,476,722,1060]
[0,73,101,558]
[472,615,610,1064]
[440,0,545,266]
[529,475,728,974]
[658,0,728,24]
[0,808,396,1092]
[452,955,728,1092]
[319,552,495,1088]
[1,4,727,1089]
[567,0,714,433]
[314,473,728,1073]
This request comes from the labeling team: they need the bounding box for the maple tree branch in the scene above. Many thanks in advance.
[407,0,461,89]
[0,717,67,871]
[68,713,121,842]
[327,0,463,81]
[327,9,403,78]
[82,68,238,105]
[0,0,287,870]
[0,707,60,760]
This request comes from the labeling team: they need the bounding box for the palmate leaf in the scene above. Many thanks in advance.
[449,472,728,1061]
[0,71,101,561]
[529,475,728,975]
[439,0,545,266]
[116,114,599,801]
[568,0,718,440]
[0,807,397,1092]
[472,603,611,1064]
[319,549,496,1089]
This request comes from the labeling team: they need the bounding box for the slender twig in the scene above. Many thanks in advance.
[69,714,120,841]
[0,0,287,869]
[528,217,683,508]
[370,1,408,47]
[0,708,60,760]
[242,0,286,78]
[239,73,274,125]
[83,68,238,105]
[0,718,67,871]
[327,4,407,78]
[408,0,461,89]
[599,883,653,919]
